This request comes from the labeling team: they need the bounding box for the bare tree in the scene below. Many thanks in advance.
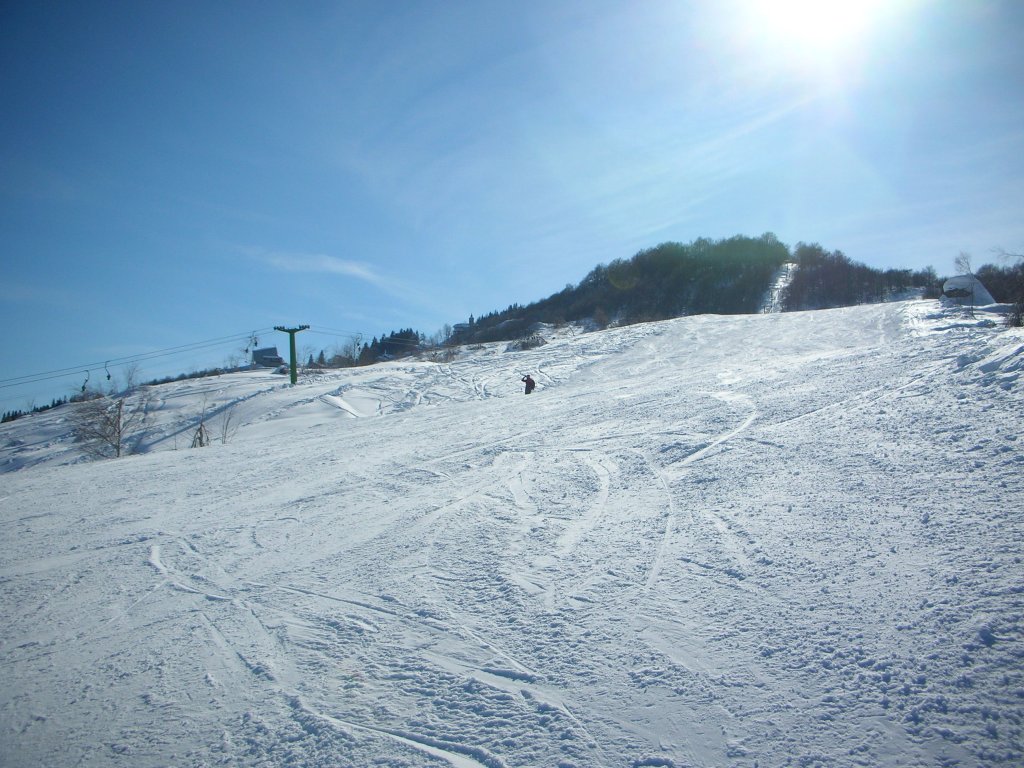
[953,251,976,316]
[993,247,1024,264]
[191,396,211,448]
[72,386,153,459]
[121,362,141,393]
[341,335,362,365]
[191,419,210,448]
[217,405,240,445]
[954,251,973,275]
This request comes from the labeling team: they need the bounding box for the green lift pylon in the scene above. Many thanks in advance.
[274,325,309,385]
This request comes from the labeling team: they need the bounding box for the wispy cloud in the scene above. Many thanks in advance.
[242,247,456,319]
[252,250,387,287]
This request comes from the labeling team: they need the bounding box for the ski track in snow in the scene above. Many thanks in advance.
[1,301,1023,767]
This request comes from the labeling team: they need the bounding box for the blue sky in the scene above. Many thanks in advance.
[2,0,1022,410]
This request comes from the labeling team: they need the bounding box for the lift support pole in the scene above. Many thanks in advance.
[274,325,309,385]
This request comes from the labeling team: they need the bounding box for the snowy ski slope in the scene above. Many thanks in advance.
[1,300,1022,767]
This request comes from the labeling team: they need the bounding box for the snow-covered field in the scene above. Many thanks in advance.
[2,300,1022,767]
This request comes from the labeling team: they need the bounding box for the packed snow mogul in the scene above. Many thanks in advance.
[521,374,536,394]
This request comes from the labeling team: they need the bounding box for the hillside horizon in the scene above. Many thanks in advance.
[8,233,1023,420]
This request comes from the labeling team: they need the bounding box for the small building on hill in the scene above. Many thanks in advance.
[942,275,996,306]
[251,347,285,367]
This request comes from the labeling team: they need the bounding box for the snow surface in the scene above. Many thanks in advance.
[1,300,1023,767]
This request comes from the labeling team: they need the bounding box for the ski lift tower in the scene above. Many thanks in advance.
[274,325,309,385]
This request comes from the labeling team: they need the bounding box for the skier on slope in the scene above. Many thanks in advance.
[521,374,536,395]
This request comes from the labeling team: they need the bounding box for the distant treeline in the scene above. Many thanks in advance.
[2,396,70,424]
[781,243,942,310]
[358,329,424,364]
[976,262,1024,304]
[306,328,426,370]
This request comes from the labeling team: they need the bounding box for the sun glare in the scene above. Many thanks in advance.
[740,0,897,69]
[766,0,887,45]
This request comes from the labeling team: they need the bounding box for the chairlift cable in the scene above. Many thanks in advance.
[1,328,277,390]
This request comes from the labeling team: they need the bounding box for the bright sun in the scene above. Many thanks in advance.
[743,0,895,65]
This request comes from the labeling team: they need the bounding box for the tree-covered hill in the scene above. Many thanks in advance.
[450,233,939,347]
[453,234,790,345]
